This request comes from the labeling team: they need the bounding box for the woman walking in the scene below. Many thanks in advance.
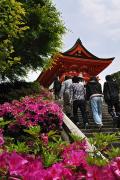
[70,76,89,129]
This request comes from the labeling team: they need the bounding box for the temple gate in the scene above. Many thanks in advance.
[37,39,114,87]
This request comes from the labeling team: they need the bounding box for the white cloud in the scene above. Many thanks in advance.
[79,0,120,25]
[25,70,40,82]
[107,28,120,41]
[78,0,120,40]
[80,0,106,24]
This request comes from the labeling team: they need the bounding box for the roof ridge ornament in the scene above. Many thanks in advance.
[77,38,82,44]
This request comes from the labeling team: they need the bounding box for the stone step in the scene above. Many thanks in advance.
[78,121,114,126]
[77,113,113,119]
[81,116,112,120]
[79,124,115,128]
[70,118,113,124]
[84,132,120,137]
[81,128,120,133]
[77,104,120,147]
[78,118,113,123]
[78,112,112,116]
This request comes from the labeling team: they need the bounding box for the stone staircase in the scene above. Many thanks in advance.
[77,103,120,146]
[57,99,120,146]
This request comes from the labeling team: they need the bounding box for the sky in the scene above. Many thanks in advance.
[27,0,120,85]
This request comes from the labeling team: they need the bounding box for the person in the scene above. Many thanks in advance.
[78,76,84,85]
[70,76,89,128]
[53,77,61,100]
[59,76,72,118]
[86,76,103,129]
[103,75,120,127]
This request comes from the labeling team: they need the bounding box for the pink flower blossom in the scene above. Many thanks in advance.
[41,133,48,145]
[46,163,73,180]
[8,152,28,176]
[110,157,120,179]
[0,135,4,146]
[87,165,115,180]
[0,152,9,170]
[0,95,63,131]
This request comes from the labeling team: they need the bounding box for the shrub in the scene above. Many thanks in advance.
[0,94,120,179]
[0,81,41,104]
[0,95,63,136]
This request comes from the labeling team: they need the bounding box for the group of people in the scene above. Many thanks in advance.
[53,75,120,129]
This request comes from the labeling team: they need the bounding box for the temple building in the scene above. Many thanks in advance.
[37,39,114,88]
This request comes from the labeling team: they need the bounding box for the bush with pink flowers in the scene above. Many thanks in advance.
[0,134,120,179]
[0,95,63,135]
[0,94,120,179]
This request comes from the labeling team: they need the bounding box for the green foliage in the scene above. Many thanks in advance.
[66,133,120,167]
[0,0,66,81]
[47,130,61,142]
[112,71,120,87]
[42,138,67,167]
[87,133,120,167]
[0,0,29,81]
[0,117,11,127]
[42,146,61,167]
[6,141,30,153]
[23,126,67,166]
[43,52,63,70]
[87,155,108,167]
[106,147,120,159]
[23,125,41,154]
[24,125,41,137]
[0,81,41,103]
[70,133,85,142]
[89,133,119,151]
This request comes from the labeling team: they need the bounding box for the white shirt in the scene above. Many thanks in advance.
[59,79,72,97]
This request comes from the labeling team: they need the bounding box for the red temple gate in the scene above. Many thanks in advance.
[37,39,114,87]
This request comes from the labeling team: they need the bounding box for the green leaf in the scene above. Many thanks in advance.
[70,133,84,142]
[6,141,30,153]
[24,125,41,137]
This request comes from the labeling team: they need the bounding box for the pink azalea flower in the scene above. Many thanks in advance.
[111,157,120,179]
[62,149,87,168]
[18,159,44,178]
[0,95,63,131]
[87,165,115,180]
[0,135,4,146]
[0,152,9,170]
[46,163,73,180]
[23,170,46,180]
[8,152,28,176]
[41,133,48,145]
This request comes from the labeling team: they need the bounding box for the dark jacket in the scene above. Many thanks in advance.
[86,80,102,100]
[103,81,119,103]
[53,79,61,93]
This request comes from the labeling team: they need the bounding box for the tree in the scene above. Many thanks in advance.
[0,0,29,81]
[0,0,66,81]
[112,71,120,87]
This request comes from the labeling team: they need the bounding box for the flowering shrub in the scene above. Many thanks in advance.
[0,140,120,179]
[0,95,120,179]
[0,95,63,133]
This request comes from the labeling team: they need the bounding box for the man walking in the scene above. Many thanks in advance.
[70,76,89,128]
[60,76,72,118]
[103,75,120,127]
[86,76,103,129]
[53,77,61,100]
